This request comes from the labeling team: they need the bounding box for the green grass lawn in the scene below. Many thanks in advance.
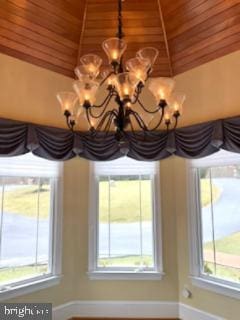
[204,232,240,283]
[204,232,240,255]
[200,179,221,208]
[3,185,50,219]
[0,265,48,285]
[3,179,220,222]
[99,255,153,268]
[204,262,240,283]
[99,179,152,223]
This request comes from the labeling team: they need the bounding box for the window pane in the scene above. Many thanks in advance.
[0,177,52,286]
[199,166,240,284]
[98,175,154,269]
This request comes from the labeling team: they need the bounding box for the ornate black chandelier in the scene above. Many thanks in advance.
[57,0,185,141]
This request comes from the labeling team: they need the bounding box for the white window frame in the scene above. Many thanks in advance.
[187,151,240,299]
[0,155,63,301]
[88,159,164,280]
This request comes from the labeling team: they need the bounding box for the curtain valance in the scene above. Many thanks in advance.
[0,116,239,161]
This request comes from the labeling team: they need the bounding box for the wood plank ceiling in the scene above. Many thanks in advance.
[0,0,239,78]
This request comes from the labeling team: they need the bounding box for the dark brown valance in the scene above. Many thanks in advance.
[0,116,239,161]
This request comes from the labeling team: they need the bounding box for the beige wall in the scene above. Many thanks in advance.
[173,50,240,320]
[0,51,240,318]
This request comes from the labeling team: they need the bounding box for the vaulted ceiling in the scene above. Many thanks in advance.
[0,0,239,78]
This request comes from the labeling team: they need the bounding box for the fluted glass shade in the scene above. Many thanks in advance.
[73,77,99,106]
[114,72,139,102]
[102,37,127,63]
[74,65,91,79]
[56,92,78,114]
[136,47,159,68]
[126,57,149,83]
[100,67,116,87]
[80,54,102,79]
[148,77,175,103]
[169,92,186,115]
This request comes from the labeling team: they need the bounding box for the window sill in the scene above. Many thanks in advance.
[0,274,62,301]
[191,276,240,300]
[88,271,165,280]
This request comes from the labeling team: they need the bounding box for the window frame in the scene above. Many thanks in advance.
[88,160,164,280]
[0,159,63,301]
[187,156,240,299]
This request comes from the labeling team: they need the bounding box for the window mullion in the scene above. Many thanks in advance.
[108,175,111,259]
[35,178,41,269]
[0,179,5,263]
[209,169,217,276]
[139,175,143,266]
[48,178,55,274]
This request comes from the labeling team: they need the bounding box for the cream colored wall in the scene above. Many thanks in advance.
[175,50,240,128]
[173,50,240,320]
[0,50,240,318]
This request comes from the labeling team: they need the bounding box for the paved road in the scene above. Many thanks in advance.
[202,178,240,243]
[0,213,49,267]
[1,178,240,265]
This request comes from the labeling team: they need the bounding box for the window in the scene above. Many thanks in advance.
[89,157,163,279]
[188,150,240,298]
[0,153,62,299]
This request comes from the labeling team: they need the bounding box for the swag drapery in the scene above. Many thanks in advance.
[0,116,240,161]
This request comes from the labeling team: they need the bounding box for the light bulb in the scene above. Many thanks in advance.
[168,92,186,116]
[112,50,118,60]
[102,38,127,64]
[148,77,175,105]
[56,92,78,114]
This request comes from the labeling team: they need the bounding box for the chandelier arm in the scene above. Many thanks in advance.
[89,94,114,119]
[104,112,116,135]
[96,109,118,131]
[131,86,142,105]
[137,98,161,114]
[128,116,145,138]
[99,72,115,87]
[92,91,113,109]
[173,115,179,130]
[86,107,94,128]
[129,110,148,130]
[148,107,165,131]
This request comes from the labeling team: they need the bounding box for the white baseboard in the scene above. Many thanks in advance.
[53,300,224,320]
[179,304,224,320]
[53,301,178,320]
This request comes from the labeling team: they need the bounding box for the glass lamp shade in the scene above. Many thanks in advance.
[80,54,102,79]
[102,37,127,63]
[56,91,78,114]
[73,78,99,106]
[148,77,175,103]
[126,57,149,83]
[114,72,139,102]
[136,47,159,68]
[100,67,116,87]
[74,65,91,79]
[168,92,186,115]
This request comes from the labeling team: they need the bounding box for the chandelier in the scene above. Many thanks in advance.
[56,0,185,141]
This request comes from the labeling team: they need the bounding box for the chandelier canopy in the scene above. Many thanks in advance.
[57,0,186,141]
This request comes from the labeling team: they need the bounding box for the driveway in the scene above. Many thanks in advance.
[0,213,49,267]
[202,178,240,243]
[0,178,240,265]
